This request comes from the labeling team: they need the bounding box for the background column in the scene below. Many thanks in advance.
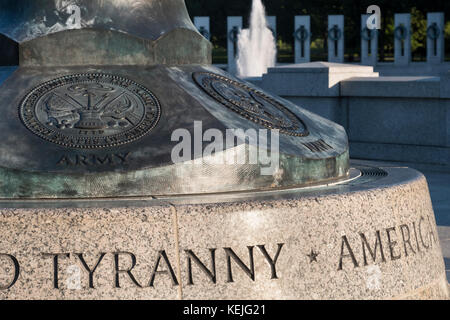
[194,16,210,41]
[361,14,378,66]
[427,12,445,64]
[328,15,344,63]
[294,16,311,64]
[394,13,411,66]
[227,16,242,74]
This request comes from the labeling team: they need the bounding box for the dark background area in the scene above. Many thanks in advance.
[0,34,18,66]
[186,0,450,63]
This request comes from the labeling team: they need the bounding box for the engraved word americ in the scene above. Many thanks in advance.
[193,72,309,137]
[20,73,161,149]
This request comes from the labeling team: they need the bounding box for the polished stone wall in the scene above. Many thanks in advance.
[250,63,450,168]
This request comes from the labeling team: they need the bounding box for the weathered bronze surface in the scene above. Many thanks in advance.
[0,0,198,42]
[0,0,350,199]
[193,72,309,137]
[0,0,212,66]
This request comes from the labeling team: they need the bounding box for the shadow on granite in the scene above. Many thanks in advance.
[445,259,450,282]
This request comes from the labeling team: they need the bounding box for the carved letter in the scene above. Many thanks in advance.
[428,216,437,248]
[360,231,386,266]
[386,227,401,261]
[75,155,89,166]
[57,156,74,166]
[257,244,284,279]
[113,252,142,288]
[224,247,255,283]
[0,254,20,290]
[419,217,429,249]
[185,249,217,285]
[76,253,106,289]
[412,221,421,252]
[42,253,70,289]
[93,155,113,165]
[115,152,131,164]
[338,236,359,270]
[400,224,416,256]
[148,251,179,287]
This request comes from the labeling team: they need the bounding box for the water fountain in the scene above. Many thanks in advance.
[236,0,276,78]
[0,0,447,300]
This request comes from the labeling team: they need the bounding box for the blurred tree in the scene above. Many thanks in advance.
[411,7,427,60]
[383,15,395,60]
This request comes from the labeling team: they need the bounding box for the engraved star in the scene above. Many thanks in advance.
[307,249,319,263]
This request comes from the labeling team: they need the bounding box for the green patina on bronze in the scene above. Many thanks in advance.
[0,150,349,199]
[20,28,212,67]
[0,0,350,199]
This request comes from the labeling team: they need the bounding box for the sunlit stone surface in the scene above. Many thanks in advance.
[0,0,447,300]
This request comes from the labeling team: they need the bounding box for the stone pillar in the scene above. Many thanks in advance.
[193,16,210,41]
[361,14,378,66]
[294,16,311,64]
[427,12,445,64]
[394,13,411,66]
[328,15,344,63]
[227,16,242,74]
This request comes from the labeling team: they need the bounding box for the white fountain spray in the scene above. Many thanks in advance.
[236,0,277,78]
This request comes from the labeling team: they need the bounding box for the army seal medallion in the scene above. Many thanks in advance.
[193,72,309,137]
[20,73,161,149]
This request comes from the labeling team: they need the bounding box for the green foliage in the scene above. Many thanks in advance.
[410,7,427,54]
[383,15,395,53]
[311,38,324,50]
[445,21,450,39]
